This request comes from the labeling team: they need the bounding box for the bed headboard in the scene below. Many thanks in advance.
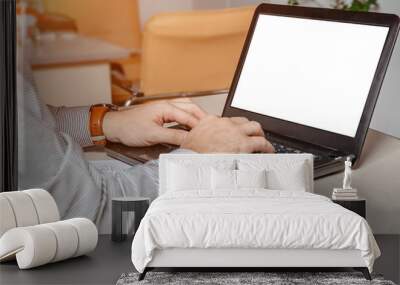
[159,153,314,194]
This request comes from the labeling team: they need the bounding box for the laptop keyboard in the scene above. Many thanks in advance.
[272,142,301,153]
[271,141,324,161]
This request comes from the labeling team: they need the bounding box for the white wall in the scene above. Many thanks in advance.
[139,0,400,138]
[369,0,400,139]
[138,0,193,28]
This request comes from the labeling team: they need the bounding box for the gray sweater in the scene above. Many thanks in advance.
[17,55,186,233]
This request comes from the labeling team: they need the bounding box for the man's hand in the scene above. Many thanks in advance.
[181,115,275,153]
[103,99,206,147]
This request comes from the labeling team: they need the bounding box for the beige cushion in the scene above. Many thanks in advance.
[0,196,17,237]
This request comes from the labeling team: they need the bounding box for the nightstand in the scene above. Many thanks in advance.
[112,197,150,242]
[332,198,366,218]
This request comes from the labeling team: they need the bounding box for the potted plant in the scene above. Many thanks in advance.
[288,0,379,11]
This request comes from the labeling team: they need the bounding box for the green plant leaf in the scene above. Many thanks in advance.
[287,0,378,11]
[288,0,299,5]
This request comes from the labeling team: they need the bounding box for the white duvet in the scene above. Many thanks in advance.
[131,190,380,273]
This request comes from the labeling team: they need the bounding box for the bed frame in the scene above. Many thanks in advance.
[143,124,379,280]
[138,248,371,280]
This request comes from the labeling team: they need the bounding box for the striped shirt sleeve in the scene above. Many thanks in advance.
[48,105,93,147]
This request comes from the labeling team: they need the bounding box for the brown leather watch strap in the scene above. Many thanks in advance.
[89,104,117,145]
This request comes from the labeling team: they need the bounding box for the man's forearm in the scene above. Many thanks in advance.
[48,105,93,147]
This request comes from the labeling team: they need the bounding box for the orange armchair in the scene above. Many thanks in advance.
[139,6,255,96]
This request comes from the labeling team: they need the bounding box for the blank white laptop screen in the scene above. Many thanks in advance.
[231,15,389,137]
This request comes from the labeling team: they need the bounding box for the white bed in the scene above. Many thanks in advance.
[131,154,380,280]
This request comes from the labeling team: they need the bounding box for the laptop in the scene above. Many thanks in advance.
[106,4,399,179]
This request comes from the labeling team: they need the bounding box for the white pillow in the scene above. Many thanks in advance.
[167,163,210,191]
[167,161,235,192]
[237,169,267,189]
[211,168,236,190]
[265,161,308,191]
[238,159,310,191]
[211,169,267,190]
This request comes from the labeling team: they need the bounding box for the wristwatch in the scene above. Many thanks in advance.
[89,104,118,145]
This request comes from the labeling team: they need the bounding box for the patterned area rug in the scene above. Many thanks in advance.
[116,272,395,285]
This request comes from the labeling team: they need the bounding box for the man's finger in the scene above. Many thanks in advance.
[239,121,265,137]
[162,104,200,128]
[230,117,249,125]
[156,128,188,146]
[169,101,207,120]
[245,136,275,153]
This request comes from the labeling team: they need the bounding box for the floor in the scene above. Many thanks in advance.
[0,235,399,285]
[0,235,133,285]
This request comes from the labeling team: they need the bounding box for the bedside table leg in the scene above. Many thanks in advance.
[133,201,149,234]
[112,201,123,242]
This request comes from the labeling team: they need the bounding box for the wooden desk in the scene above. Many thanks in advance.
[29,35,134,106]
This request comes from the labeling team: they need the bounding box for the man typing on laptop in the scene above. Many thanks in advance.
[19,55,273,234]
[102,99,274,154]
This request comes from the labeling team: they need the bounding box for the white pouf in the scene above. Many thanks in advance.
[0,189,98,269]
[0,218,98,269]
